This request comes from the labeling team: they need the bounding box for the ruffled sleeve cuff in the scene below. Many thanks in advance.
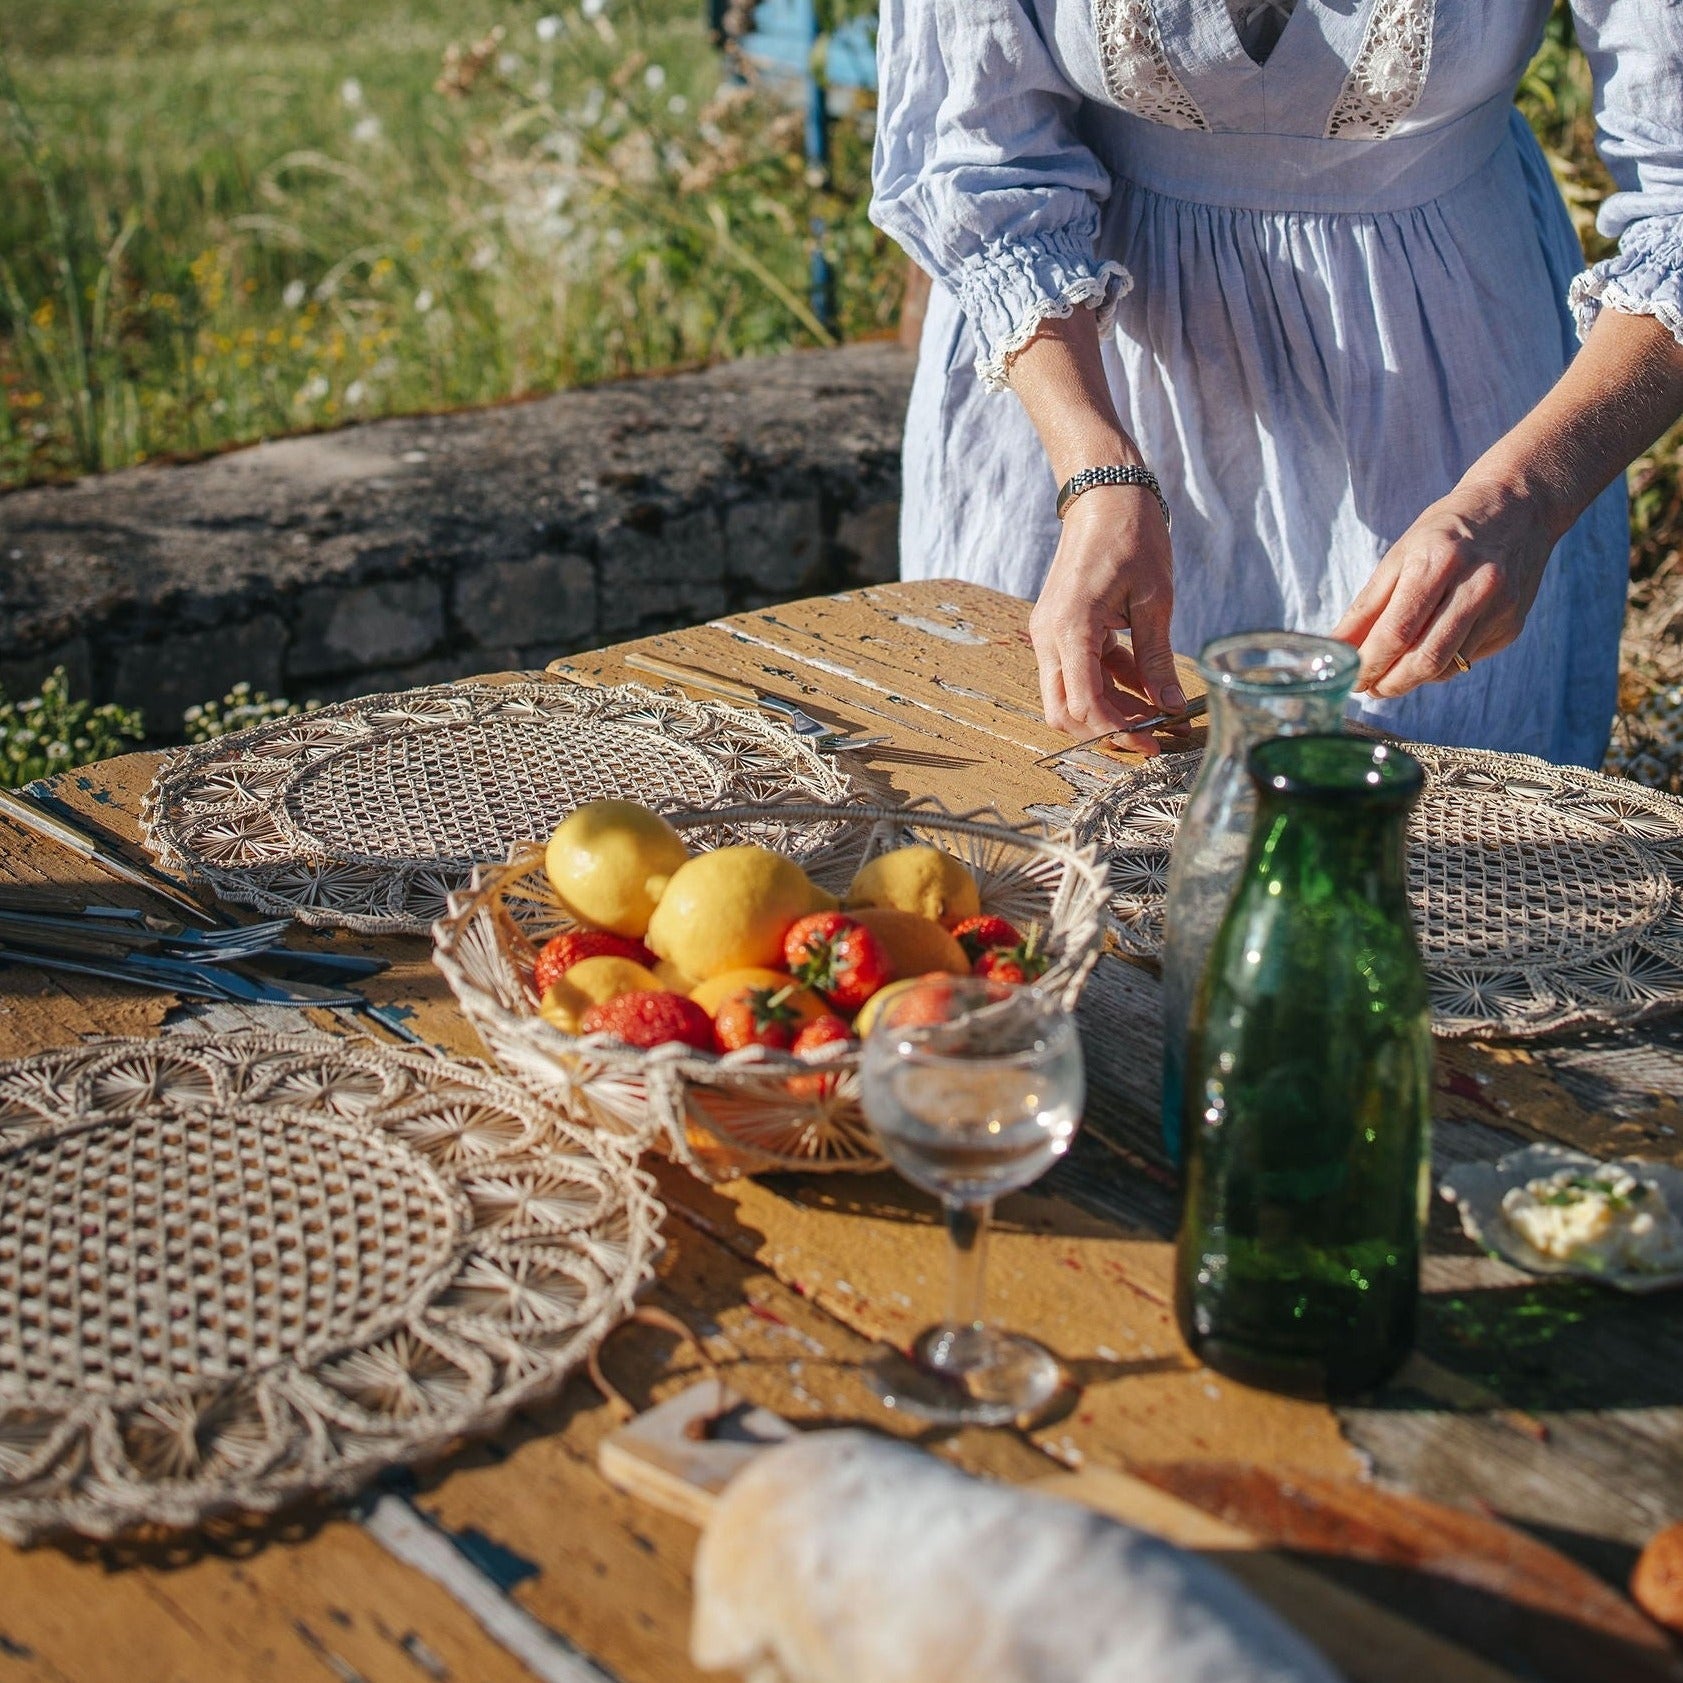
[1569,220,1683,348]
[951,226,1132,393]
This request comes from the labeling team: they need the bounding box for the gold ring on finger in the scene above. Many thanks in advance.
[1451,649,1471,676]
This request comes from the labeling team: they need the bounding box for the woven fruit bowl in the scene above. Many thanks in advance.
[432,800,1110,1182]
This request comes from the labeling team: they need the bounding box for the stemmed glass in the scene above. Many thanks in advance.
[860,976,1085,1425]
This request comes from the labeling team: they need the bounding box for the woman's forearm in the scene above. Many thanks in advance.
[1465,309,1683,537]
[1005,310,1144,482]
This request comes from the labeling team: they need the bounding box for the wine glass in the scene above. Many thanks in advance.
[860,975,1085,1425]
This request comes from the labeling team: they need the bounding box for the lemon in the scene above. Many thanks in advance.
[538,955,662,1033]
[845,845,980,928]
[544,800,689,937]
[646,845,831,982]
[854,976,932,1038]
[652,957,700,995]
[850,906,969,980]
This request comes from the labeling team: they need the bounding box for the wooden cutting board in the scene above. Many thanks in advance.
[599,1383,1680,1683]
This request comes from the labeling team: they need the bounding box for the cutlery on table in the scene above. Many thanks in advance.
[0,787,219,924]
[617,653,891,754]
[0,941,368,1008]
[1031,696,1209,767]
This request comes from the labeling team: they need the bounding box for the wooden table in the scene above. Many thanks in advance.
[1,580,1679,1683]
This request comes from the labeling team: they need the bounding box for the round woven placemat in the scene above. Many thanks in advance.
[143,681,861,933]
[1074,744,1683,1038]
[0,1033,662,1542]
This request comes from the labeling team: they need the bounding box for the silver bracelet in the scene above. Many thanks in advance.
[1055,464,1172,532]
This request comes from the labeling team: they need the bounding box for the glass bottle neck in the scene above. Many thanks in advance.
[1208,684,1352,762]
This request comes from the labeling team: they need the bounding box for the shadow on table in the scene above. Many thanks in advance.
[1374,1277,1683,1413]
[1256,1546,1682,1683]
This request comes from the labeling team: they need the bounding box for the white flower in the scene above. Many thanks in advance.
[536,13,563,41]
[643,63,666,91]
[581,0,606,17]
[352,115,383,144]
[345,380,367,405]
[414,288,435,314]
[282,278,307,310]
[297,373,330,404]
[468,241,499,272]
[498,51,521,75]
[340,77,364,108]
[667,94,688,116]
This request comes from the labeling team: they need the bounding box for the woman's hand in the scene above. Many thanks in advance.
[1334,309,1683,698]
[1029,484,1183,739]
[1330,480,1554,698]
[1004,307,1184,741]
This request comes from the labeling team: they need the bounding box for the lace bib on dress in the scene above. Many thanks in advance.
[1095,0,1433,139]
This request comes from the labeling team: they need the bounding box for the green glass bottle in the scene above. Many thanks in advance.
[1175,736,1432,1397]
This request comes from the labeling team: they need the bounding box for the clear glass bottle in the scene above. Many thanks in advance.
[1159,632,1359,1162]
[1174,736,1432,1397]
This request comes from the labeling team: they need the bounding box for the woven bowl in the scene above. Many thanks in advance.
[432,800,1110,1182]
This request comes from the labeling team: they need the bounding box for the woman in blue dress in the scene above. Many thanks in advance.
[871,2,1683,765]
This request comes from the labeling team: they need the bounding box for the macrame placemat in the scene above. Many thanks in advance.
[143,682,861,933]
[0,1033,662,1542]
[1074,744,1683,1038]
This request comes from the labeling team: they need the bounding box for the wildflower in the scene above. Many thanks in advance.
[644,63,666,91]
[340,77,365,108]
[352,115,383,144]
[581,0,607,17]
[469,241,500,272]
[536,14,563,41]
[667,94,689,115]
[345,380,367,405]
[414,288,435,313]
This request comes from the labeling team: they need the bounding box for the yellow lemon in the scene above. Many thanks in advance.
[845,845,980,928]
[544,800,689,937]
[646,845,831,982]
[652,957,700,995]
[853,976,935,1039]
[850,906,969,980]
[538,955,662,1033]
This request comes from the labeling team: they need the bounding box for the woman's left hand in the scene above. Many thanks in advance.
[1330,478,1555,698]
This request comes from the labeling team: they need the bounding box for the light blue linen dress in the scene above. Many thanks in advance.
[871,2,1683,765]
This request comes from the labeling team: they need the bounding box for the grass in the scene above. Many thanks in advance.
[0,0,897,486]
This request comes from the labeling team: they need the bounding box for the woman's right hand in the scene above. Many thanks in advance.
[1028,482,1181,743]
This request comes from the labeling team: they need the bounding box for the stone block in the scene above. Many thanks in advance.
[454,552,595,648]
[724,497,825,594]
[110,616,288,730]
[598,510,727,635]
[835,500,900,585]
[0,639,93,703]
[289,577,445,680]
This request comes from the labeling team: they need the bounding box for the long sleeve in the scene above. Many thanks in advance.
[1565,1,1683,346]
[870,0,1129,390]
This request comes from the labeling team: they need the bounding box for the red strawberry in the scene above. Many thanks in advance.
[950,914,1023,963]
[579,990,717,1052]
[788,1013,855,1099]
[715,984,806,1052]
[973,940,1049,985]
[793,1014,854,1057]
[783,911,894,1013]
[534,930,656,997]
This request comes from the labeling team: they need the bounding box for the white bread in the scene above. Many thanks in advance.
[691,1430,1342,1683]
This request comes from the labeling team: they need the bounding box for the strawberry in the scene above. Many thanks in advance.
[972,939,1049,985]
[792,1014,854,1057]
[534,930,656,997]
[715,983,806,1052]
[783,911,894,1014]
[787,1013,855,1100]
[578,990,717,1052]
[950,914,1023,963]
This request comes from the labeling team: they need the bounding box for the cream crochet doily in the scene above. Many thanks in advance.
[1075,744,1683,1038]
[143,681,859,934]
[0,1033,662,1541]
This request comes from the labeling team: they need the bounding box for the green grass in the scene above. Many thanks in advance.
[0,0,897,486]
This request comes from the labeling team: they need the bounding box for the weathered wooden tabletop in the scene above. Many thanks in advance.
[0,579,1679,1683]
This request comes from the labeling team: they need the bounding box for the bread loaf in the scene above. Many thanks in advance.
[691,1430,1342,1683]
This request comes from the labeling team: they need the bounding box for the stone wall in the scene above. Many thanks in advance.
[0,342,913,730]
